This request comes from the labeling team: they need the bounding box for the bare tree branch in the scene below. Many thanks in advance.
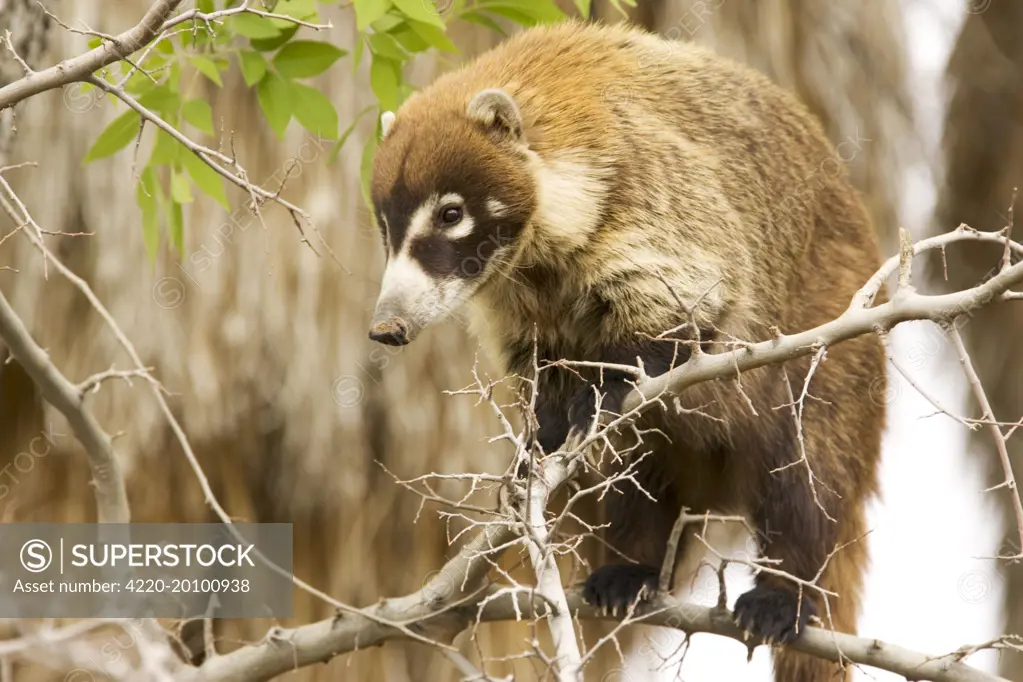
[0,284,129,523]
[0,0,184,111]
[184,585,1010,682]
[625,227,1023,413]
[949,325,1023,559]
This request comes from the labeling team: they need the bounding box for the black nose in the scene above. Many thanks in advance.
[369,319,409,346]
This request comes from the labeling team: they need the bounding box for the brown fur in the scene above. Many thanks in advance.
[372,21,886,682]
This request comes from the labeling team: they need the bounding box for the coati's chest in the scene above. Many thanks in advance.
[469,263,615,372]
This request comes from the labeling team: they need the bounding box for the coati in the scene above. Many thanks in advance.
[366,20,885,682]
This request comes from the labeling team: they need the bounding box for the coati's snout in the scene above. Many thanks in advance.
[368,316,409,346]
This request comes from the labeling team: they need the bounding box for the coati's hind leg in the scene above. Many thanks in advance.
[733,361,877,682]
[582,453,680,612]
[734,480,867,682]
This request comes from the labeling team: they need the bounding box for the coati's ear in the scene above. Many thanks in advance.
[466,89,524,143]
[380,111,396,138]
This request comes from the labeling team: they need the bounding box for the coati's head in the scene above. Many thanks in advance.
[367,89,537,346]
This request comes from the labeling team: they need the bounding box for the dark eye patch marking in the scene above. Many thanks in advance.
[376,152,419,254]
[409,201,523,281]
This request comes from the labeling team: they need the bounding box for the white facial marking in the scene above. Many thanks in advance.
[528,150,608,250]
[444,215,475,240]
[404,195,438,243]
[375,249,477,340]
[378,251,435,303]
[486,198,508,218]
[439,192,463,207]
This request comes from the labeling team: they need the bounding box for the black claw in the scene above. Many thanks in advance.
[732,584,816,645]
[582,564,660,613]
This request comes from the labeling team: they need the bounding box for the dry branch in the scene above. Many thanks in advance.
[0,286,129,523]
[0,0,184,111]
[186,586,1009,682]
[625,227,1023,413]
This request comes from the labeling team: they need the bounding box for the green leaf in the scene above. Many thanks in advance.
[407,19,458,52]
[87,36,103,49]
[289,80,338,138]
[328,105,375,165]
[168,200,184,254]
[273,40,347,78]
[238,50,268,86]
[370,13,406,32]
[250,24,298,51]
[156,36,175,54]
[256,72,292,138]
[150,128,183,165]
[369,56,401,111]
[392,0,444,28]
[574,0,591,17]
[459,10,506,35]
[125,71,157,96]
[354,0,392,30]
[198,0,215,12]
[84,110,140,163]
[181,150,229,210]
[231,13,281,39]
[137,166,160,264]
[479,0,564,24]
[390,24,430,52]
[171,167,194,204]
[138,85,181,115]
[180,29,211,49]
[189,55,223,86]
[183,99,215,135]
[368,32,408,59]
[269,0,318,27]
[169,60,182,91]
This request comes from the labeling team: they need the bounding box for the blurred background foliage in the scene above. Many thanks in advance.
[0,0,1016,679]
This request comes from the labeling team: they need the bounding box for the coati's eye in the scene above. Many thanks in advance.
[438,205,463,226]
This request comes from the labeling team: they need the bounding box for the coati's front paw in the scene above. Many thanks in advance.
[582,564,659,614]
[733,584,816,644]
[566,385,600,437]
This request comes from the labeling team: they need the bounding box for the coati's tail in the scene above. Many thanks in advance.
[772,510,868,682]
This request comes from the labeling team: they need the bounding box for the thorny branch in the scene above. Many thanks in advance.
[181,224,1023,682]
